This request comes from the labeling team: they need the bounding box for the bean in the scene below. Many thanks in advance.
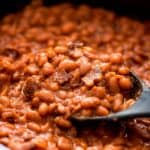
[110,53,123,64]
[79,60,91,75]
[111,65,119,72]
[57,90,67,99]
[112,94,123,112]
[87,146,103,150]
[58,59,78,71]
[54,46,68,54]
[49,82,60,91]
[26,110,41,122]
[27,122,41,132]
[118,66,129,75]
[46,47,56,58]
[103,144,123,150]
[100,99,111,109]
[38,103,49,116]
[124,99,135,109]
[75,146,85,150]
[42,62,54,75]
[80,109,93,117]
[0,104,3,114]
[81,97,100,108]
[100,63,110,72]
[0,96,10,107]
[108,76,120,93]
[31,97,40,108]
[67,91,74,98]
[35,89,54,102]
[0,130,9,137]
[92,86,106,98]
[119,77,132,90]
[57,137,73,150]
[55,117,72,128]
[41,123,50,132]
[1,111,17,123]
[48,103,57,114]
[37,52,48,67]
[96,106,109,116]
[9,141,35,150]
[33,137,48,149]
[57,104,66,114]
[113,137,124,145]
[26,64,39,75]
[61,22,76,34]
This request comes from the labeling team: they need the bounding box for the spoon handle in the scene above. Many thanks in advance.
[109,86,150,119]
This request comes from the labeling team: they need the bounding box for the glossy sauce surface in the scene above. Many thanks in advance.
[0,1,149,150]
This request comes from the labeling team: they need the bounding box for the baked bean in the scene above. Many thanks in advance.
[9,141,35,150]
[57,104,67,114]
[87,146,103,150]
[26,64,39,75]
[123,99,135,109]
[37,52,48,67]
[40,122,50,132]
[0,104,3,114]
[81,97,100,108]
[96,106,109,116]
[75,146,85,150]
[61,22,76,34]
[38,103,49,116]
[0,96,10,107]
[100,99,111,109]
[54,117,72,128]
[79,59,91,75]
[110,53,123,64]
[57,90,67,99]
[69,49,83,58]
[103,144,123,150]
[26,110,41,122]
[31,97,40,108]
[119,77,132,90]
[67,91,74,98]
[100,63,110,72]
[57,137,73,150]
[58,59,78,71]
[48,103,57,114]
[49,82,60,91]
[54,46,68,54]
[1,111,17,123]
[46,47,56,58]
[27,122,41,132]
[92,86,106,98]
[108,76,120,93]
[33,137,48,149]
[42,62,54,75]
[35,89,54,102]
[118,66,129,75]
[80,109,93,117]
[112,94,123,112]
[0,129,9,137]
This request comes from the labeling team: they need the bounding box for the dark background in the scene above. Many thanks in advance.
[0,0,150,20]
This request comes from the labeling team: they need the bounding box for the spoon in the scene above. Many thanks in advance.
[71,72,150,122]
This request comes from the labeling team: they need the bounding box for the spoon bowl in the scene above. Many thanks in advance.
[71,72,150,122]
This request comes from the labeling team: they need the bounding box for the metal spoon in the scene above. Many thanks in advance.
[71,72,150,122]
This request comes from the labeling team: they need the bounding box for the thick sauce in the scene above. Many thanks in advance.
[0,1,149,150]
